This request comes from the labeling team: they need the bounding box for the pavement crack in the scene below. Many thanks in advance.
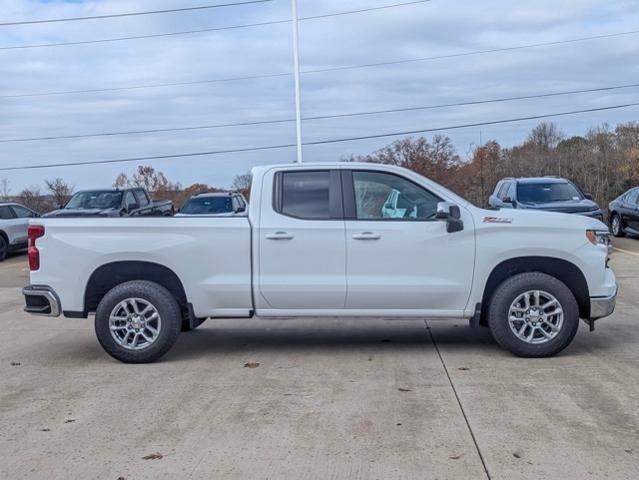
[425,320,491,480]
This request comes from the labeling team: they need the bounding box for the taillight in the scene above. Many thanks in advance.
[28,225,45,271]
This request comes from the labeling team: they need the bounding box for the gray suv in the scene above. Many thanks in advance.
[0,203,40,261]
[488,177,603,221]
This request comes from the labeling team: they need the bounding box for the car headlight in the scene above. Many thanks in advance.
[586,229,612,252]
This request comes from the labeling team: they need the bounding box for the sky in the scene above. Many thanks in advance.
[0,0,638,193]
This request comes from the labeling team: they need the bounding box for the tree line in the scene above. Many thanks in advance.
[348,121,639,209]
[4,120,637,214]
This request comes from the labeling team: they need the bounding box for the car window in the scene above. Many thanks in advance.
[66,191,123,210]
[627,189,639,205]
[497,182,510,199]
[134,190,150,207]
[181,196,233,214]
[517,182,582,203]
[11,205,36,218]
[124,191,137,209]
[352,171,441,220]
[279,171,331,220]
[506,183,516,200]
[0,206,15,220]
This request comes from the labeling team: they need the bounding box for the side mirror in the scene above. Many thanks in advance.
[236,205,246,213]
[584,193,593,200]
[129,203,140,211]
[436,202,464,233]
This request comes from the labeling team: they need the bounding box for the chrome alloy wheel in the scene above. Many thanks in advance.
[612,215,621,236]
[508,290,563,344]
[109,298,162,350]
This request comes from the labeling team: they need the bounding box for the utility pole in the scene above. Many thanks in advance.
[291,0,303,163]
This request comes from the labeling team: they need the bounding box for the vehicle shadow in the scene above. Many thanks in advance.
[165,320,502,362]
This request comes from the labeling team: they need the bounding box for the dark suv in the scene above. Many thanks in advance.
[488,177,603,221]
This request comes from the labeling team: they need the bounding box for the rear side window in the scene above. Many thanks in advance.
[277,171,331,219]
[134,190,150,207]
[0,206,15,219]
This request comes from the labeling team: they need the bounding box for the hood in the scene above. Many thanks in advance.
[517,198,600,213]
[43,208,119,218]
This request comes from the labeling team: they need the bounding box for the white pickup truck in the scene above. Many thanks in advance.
[23,163,617,363]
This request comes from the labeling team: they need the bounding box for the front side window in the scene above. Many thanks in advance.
[517,182,582,204]
[627,189,639,205]
[352,171,441,220]
[280,171,331,219]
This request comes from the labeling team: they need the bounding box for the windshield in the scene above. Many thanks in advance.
[517,182,583,203]
[65,191,123,210]
[181,196,233,214]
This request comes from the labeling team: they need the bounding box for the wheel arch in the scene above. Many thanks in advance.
[84,261,187,315]
[480,256,590,324]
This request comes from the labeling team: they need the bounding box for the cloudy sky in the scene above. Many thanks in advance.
[0,0,638,193]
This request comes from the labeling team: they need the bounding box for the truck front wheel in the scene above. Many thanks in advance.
[95,280,181,363]
[487,272,579,357]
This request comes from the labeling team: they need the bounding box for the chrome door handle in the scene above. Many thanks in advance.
[265,231,294,240]
[352,232,381,240]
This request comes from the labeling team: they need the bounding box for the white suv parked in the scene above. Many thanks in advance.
[0,203,40,261]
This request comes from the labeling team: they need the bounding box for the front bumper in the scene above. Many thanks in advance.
[23,285,61,317]
[590,288,617,320]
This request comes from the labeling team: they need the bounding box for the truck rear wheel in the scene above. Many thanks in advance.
[487,272,579,357]
[95,280,181,363]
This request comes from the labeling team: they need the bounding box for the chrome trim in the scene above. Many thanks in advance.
[590,288,617,320]
[22,285,61,317]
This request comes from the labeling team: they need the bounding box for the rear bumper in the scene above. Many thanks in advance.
[590,288,617,320]
[23,285,61,317]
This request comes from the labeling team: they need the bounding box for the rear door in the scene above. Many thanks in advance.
[342,169,475,313]
[257,169,347,310]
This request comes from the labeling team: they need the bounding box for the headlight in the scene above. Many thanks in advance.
[586,229,612,252]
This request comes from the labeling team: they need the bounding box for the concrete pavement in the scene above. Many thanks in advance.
[1,248,638,479]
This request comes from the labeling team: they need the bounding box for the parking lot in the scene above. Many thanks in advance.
[0,241,638,480]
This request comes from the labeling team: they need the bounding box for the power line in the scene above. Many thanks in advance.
[0,1,272,27]
[3,83,639,144]
[0,0,431,50]
[1,102,637,171]
[3,28,638,99]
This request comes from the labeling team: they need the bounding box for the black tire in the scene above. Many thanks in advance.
[0,235,7,262]
[487,272,580,358]
[610,213,626,237]
[95,280,181,363]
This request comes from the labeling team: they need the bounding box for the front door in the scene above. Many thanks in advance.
[343,170,475,314]
[257,169,346,310]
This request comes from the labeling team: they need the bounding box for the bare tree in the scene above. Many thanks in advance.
[19,186,45,212]
[232,172,252,199]
[113,173,129,188]
[45,178,74,207]
[0,179,10,201]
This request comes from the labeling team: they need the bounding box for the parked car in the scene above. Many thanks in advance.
[608,187,639,237]
[0,203,39,261]
[488,177,603,221]
[44,188,173,218]
[176,192,247,217]
[23,163,616,363]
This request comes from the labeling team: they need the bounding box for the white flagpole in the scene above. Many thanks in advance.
[291,0,303,163]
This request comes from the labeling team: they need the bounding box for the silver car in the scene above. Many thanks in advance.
[0,203,40,261]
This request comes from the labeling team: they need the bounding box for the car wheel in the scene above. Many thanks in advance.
[95,280,181,363]
[0,236,7,262]
[487,272,579,357]
[611,213,625,237]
